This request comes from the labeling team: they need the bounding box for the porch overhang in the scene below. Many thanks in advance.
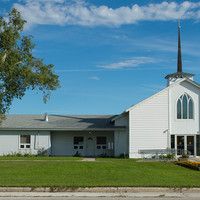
[0,126,126,132]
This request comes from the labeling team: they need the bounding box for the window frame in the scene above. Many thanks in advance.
[96,136,107,150]
[171,135,175,149]
[176,93,194,120]
[19,134,31,149]
[73,136,84,150]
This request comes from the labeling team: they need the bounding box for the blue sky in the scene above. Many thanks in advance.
[1,0,200,115]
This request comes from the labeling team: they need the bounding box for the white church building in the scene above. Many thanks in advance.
[0,24,199,158]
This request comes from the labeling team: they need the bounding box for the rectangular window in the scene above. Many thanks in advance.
[74,137,83,145]
[187,136,194,155]
[96,137,107,149]
[20,135,31,149]
[74,137,84,150]
[177,136,184,155]
[171,135,175,149]
[96,137,106,145]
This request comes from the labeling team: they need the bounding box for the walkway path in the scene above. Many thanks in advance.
[81,158,96,162]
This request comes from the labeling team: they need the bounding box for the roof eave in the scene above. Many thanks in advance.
[165,72,194,79]
[0,127,126,131]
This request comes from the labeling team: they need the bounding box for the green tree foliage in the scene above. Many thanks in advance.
[0,9,60,117]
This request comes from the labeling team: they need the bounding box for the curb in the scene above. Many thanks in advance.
[0,187,200,192]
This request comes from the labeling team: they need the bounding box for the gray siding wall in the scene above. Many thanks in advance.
[114,114,129,156]
[51,131,114,157]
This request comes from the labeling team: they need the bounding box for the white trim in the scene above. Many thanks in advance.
[194,135,197,156]
[19,134,31,150]
[168,85,171,149]
[126,78,200,112]
[175,134,196,156]
[176,93,194,119]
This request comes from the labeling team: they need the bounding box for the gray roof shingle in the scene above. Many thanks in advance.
[0,114,125,131]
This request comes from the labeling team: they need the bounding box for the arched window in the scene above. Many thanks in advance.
[177,94,194,119]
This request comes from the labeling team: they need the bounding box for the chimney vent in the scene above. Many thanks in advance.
[44,113,48,122]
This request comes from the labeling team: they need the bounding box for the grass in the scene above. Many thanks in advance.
[0,157,200,187]
[0,156,80,161]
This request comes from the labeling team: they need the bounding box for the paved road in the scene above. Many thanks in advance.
[0,197,200,200]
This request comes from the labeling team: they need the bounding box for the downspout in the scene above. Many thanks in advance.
[128,111,131,158]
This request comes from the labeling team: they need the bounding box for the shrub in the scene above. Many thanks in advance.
[73,151,81,157]
[180,153,189,159]
[2,152,35,157]
[153,154,175,160]
[37,148,49,157]
[166,154,175,159]
[119,153,129,159]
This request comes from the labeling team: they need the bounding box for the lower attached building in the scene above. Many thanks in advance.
[0,115,128,157]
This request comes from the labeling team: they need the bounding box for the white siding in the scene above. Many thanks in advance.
[129,89,169,158]
[0,131,51,155]
[114,114,129,156]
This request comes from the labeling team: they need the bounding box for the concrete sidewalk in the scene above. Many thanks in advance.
[0,191,199,198]
[0,187,200,198]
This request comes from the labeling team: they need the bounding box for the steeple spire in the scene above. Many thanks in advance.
[177,19,182,73]
[165,20,194,83]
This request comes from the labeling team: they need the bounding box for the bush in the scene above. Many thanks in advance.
[73,151,81,157]
[181,153,189,159]
[2,152,35,157]
[166,154,175,159]
[155,154,175,160]
[119,153,129,159]
[2,150,50,157]
[37,148,48,157]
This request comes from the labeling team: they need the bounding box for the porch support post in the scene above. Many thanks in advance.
[184,135,187,154]
[194,135,197,157]
[175,135,177,158]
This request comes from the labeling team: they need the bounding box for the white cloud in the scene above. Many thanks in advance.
[13,1,200,27]
[100,57,156,69]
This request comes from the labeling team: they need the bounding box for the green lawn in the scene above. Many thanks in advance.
[0,156,80,161]
[0,157,200,187]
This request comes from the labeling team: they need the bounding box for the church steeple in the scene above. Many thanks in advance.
[177,19,182,73]
[165,20,194,84]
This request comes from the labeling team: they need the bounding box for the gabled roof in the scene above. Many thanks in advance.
[182,78,200,89]
[125,78,200,112]
[0,114,125,131]
[125,86,169,112]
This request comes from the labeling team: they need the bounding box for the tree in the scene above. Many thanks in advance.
[0,8,60,118]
